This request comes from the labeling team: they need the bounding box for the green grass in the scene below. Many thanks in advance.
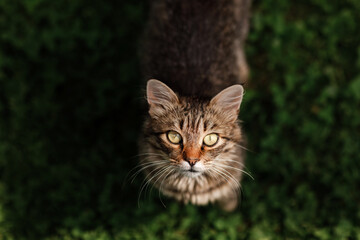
[0,0,360,239]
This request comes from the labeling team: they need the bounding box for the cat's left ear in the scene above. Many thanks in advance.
[210,85,244,119]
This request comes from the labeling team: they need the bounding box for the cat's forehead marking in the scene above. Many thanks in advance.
[178,109,206,146]
[180,110,204,131]
[175,98,237,143]
[195,116,204,132]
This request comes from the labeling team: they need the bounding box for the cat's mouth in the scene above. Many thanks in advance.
[181,168,200,173]
[189,168,198,173]
[179,160,205,177]
[182,168,203,178]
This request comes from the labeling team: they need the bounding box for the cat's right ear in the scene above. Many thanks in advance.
[146,79,179,116]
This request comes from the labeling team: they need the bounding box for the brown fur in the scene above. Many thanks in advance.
[139,0,251,211]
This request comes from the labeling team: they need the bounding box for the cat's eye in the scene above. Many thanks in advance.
[203,133,219,147]
[167,131,182,144]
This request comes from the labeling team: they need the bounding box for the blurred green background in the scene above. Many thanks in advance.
[0,0,360,239]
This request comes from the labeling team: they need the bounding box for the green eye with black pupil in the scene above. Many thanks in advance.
[167,131,182,144]
[203,133,219,146]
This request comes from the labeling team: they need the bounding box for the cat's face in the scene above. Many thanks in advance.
[143,79,244,179]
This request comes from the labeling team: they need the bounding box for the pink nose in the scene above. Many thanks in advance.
[186,159,199,167]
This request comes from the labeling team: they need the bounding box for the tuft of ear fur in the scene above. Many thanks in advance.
[210,85,244,120]
[146,79,179,116]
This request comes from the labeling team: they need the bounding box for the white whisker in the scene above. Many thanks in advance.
[129,161,168,183]
[214,162,254,180]
[148,166,173,197]
[158,168,176,208]
[210,167,240,190]
[210,167,240,198]
[234,143,255,153]
[137,166,165,207]
[130,152,165,159]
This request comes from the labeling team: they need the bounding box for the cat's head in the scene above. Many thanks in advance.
[143,79,244,179]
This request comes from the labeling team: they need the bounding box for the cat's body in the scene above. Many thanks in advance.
[142,0,250,97]
[140,0,251,211]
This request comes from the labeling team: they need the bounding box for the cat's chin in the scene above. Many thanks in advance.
[182,170,203,178]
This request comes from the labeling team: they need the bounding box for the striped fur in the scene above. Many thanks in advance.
[140,88,247,211]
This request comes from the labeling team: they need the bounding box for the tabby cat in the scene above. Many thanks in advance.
[139,0,251,211]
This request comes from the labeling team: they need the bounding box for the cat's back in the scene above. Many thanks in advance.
[142,0,250,98]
